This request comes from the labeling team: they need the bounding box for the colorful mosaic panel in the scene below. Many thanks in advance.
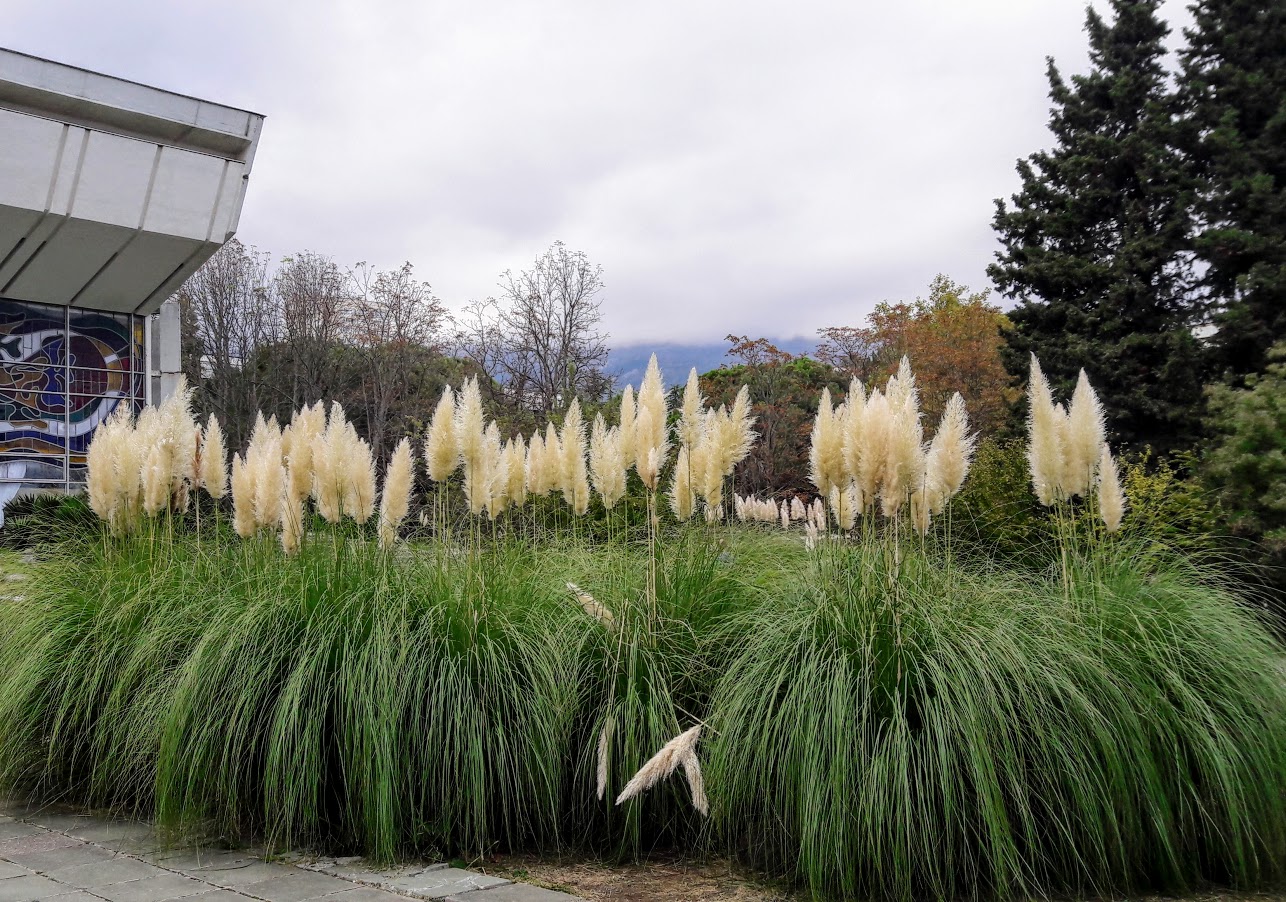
[1,299,145,486]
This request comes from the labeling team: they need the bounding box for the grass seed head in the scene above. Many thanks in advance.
[424,386,459,483]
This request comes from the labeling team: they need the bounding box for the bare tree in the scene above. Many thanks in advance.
[458,241,610,418]
[351,261,446,459]
[175,239,277,449]
[274,251,352,410]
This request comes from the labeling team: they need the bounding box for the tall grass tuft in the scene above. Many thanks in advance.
[0,529,578,862]
[708,535,1286,901]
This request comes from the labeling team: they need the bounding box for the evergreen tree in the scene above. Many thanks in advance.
[989,0,1204,453]
[1178,0,1286,383]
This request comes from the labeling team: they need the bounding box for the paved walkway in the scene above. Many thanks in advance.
[0,801,581,902]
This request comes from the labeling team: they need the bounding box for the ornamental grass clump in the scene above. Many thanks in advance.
[708,536,1286,901]
[0,529,579,862]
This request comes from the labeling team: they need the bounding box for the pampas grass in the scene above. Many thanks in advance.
[424,386,459,484]
[1097,442,1125,531]
[709,537,1286,901]
[378,438,414,548]
[199,414,228,499]
[615,725,707,816]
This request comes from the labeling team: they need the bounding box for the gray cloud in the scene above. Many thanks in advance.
[7,0,1194,345]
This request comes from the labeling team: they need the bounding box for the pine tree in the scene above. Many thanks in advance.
[989,0,1204,453]
[1178,0,1286,383]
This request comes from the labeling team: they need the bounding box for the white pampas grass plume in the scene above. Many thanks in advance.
[885,356,916,410]
[160,376,198,509]
[804,520,819,551]
[808,388,845,497]
[231,453,256,538]
[618,384,637,472]
[1097,443,1126,531]
[615,725,706,816]
[142,442,173,517]
[596,717,613,801]
[1027,355,1065,506]
[729,384,756,465]
[378,437,414,547]
[829,484,857,530]
[568,582,615,630]
[246,414,285,531]
[679,367,705,449]
[285,402,324,506]
[780,502,790,530]
[681,747,709,816]
[543,422,563,495]
[589,414,626,509]
[472,421,501,518]
[923,393,975,514]
[199,414,228,499]
[856,389,891,505]
[312,406,342,524]
[1065,369,1106,498]
[790,496,806,521]
[526,430,548,496]
[669,445,696,521]
[880,391,925,518]
[840,378,867,489]
[424,386,459,483]
[507,434,528,508]
[560,399,591,514]
[634,354,669,490]
[910,487,931,535]
[455,377,486,482]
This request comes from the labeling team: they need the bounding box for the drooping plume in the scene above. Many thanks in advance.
[615,725,707,817]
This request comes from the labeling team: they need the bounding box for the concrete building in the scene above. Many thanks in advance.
[0,47,263,518]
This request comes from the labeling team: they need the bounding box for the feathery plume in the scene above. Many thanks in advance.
[923,392,974,514]
[679,368,705,449]
[880,389,924,517]
[596,717,613,801]
[634,354,669,490]
[589,414,626,509]
[285,402,324,506]
[424,386,459,483]
[1097,442,1126,531]
[507,433,528,508]
[455,377,486,482]
[526,430,547,496]
[378,437,414,547]
[618,384,637,472]
[199,414,228,499]
[790,496,806,521]
[247,414,285,531]
[615,725,706,816]
[543,423,563,495]
[560,399,591,514]
[669,445,696,521]
[856,389,890,505]
[230,454,256,538]
[780,502,790,530]
[1064,369,1106,498]
[568,582,616,630]
[830,484,857,530]
[1027,354,1065,506]
[808,388,845,497]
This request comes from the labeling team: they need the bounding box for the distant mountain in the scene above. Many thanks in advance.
[607,337,816,387]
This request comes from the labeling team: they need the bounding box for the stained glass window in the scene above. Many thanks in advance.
[1,298,145,490]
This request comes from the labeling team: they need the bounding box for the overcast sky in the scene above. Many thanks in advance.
[8,0,1194,345]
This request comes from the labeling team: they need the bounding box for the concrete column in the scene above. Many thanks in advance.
[151,297,183,405]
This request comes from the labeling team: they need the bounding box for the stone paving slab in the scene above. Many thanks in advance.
[0,800,584,901]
